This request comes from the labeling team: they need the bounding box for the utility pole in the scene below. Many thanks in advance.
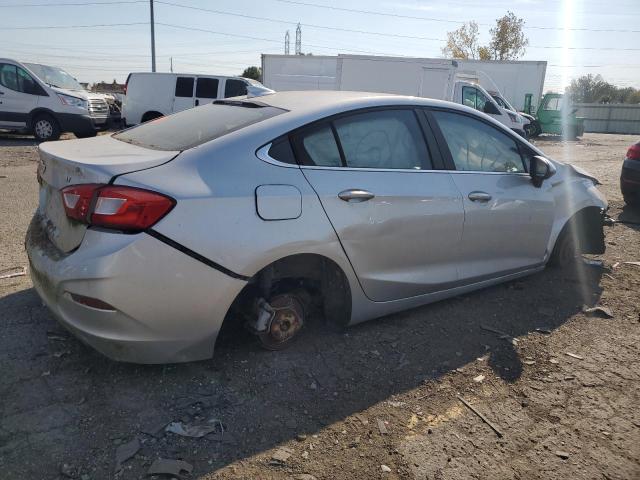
[170,57,173,72]
[150,0,156,72]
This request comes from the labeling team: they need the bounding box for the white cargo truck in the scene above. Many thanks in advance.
[262,54,546,111]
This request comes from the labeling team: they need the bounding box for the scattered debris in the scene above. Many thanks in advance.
[535,327,552,335]
[381,465,392,473]
[46,331,67,342]
[354,413,368,426]
[612,262,620,269]
[582,259,604,267]
[53,350,70,358]
[554,450,570,459]
[473,374,485,383]
[388,401,405,407]
[457,395,503,438]
[623,261,640,267]
[582,305,614,318]
[296,433,307,442]
[115,437,140,471]
[480,324,517,345]
[165,418,222,438]
[147,459,193,478]
[523,360,536,366]
[270,447,293,464]
[565,352,584,360]
[301,450,309,459]
[549,358,559,364]
[376,418,389,435]
[0,266,26,280]
[292,475,318,480]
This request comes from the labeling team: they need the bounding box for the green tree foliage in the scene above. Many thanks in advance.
[442,11,527,61]
[241,66,261,81]
[566,74,640,104]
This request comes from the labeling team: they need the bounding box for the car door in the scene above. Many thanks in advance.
[172,76,195,113]
[194,77,219,106]
[292,108,465,302]
[428,108,556,282]
[0,63,40,129]
[223,78,248,98]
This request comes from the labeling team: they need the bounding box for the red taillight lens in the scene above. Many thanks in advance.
[626,143,640,161]
[61,184,175,232]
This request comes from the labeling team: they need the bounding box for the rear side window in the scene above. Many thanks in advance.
[224,79,248,98]
[196,78,219,98]
[296,124,342,167]
[334,110,430,169]
[175,77,194,97]
[433,110,525,173]
[268,136,297,165]
[114,103,286,151]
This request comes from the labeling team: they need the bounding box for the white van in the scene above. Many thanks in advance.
[0,59,110,141]
[122,73,268,126]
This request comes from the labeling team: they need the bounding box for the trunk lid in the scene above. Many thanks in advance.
[37,135,179,252]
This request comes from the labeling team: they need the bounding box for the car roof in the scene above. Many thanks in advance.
[252,90,470,120]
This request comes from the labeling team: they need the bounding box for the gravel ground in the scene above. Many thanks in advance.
[0,132,638,480]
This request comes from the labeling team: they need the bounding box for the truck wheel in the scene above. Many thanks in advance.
[75,131,97,139]
[529,120,542,137]
[32,114,60,142]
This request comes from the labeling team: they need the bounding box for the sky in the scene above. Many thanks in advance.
[1,0,639,92]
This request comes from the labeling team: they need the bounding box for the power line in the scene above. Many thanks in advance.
[274,0,640,33]
[1,22,147,30]
[0,1,145,6]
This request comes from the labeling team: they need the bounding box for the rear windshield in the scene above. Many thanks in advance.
[114,102,285,150]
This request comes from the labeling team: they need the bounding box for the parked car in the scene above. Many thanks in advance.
[26,91,607,364]
[121,72,270,126]
[0,59,110,141]
[621,141,640,206]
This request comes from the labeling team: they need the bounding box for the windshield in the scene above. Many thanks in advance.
[491,94,516,112]
[23,63,84,90]
[114,102,286,150]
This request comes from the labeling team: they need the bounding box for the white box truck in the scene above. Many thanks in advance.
[262,54,546,111]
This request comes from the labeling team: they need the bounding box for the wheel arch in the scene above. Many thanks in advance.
[221,252,353,334]
[550,205,605,259]
[141,111,164,123]
[27,108,59,130]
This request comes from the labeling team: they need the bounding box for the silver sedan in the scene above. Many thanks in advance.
[26,91,607,363]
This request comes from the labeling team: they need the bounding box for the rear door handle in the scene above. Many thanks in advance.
[338,189,375,203]
[468,191,492,202]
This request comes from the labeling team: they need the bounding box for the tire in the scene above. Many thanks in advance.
[528,120,542,138]
[623,192,640,207]
[141,111,163,123]
[32,114,60,142]
[75,131,97,139]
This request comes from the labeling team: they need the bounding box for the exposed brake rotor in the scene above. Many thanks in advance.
[257,294,304,350]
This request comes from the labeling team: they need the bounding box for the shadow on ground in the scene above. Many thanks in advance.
[0,260,603,479]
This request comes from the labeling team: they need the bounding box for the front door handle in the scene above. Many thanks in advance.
[338,189,375,203]
[468,191,492,202]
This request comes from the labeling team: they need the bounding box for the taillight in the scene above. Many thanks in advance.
[626,143,640,161]
[61,184,175,232]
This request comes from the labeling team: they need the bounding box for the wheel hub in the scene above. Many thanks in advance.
[35,120,52,139]
[257,294,304,350]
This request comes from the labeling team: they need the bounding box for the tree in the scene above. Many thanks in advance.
[241,66,261,81]
[488,11,528,60]
[441,21,488,60]
[442,11,528,61]
[566,74,640,104]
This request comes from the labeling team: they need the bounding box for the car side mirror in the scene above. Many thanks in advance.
[530,155,556,187]
[483,102,500,115]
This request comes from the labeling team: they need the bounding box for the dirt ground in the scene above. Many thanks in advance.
[0,132,638,480]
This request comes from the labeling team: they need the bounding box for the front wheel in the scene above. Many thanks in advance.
[549,229,580,268]
[32,114,61,142]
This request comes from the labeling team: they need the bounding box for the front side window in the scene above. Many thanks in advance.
[175,77,194,97]
[0,64,19,91]
[543,97,560,111]
[334,110,430,169]
[433,110,526,173]
[17,67,39,94]
[224,79,248,98]
[462,86,477,109]
[196,78,219,98]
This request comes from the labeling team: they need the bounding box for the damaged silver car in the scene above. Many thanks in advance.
[26,91,607,363]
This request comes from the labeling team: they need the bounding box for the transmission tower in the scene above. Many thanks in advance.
[295,23,301,55]
[285,30,290,55]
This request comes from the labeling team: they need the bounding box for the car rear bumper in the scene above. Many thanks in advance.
[25,214,247,364]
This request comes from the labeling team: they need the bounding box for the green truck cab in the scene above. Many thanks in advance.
[523,93,585,139]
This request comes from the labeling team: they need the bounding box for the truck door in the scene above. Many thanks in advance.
[0,63,40,129]
[194,77,219,106]
[172,76,195,113]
